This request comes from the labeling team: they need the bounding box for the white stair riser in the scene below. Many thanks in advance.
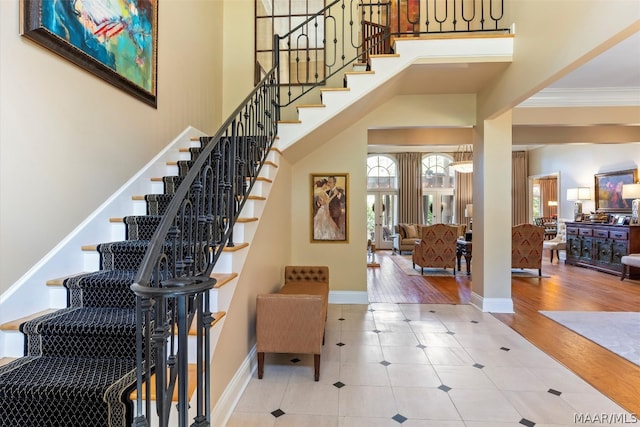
[296,107,328,124]
[1,331,25,358]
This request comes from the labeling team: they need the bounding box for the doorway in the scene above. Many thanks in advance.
[529,172,560,221]
[422,190,455,225]
[367,191,397,250]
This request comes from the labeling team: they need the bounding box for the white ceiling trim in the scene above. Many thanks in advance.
[520,87,640,108]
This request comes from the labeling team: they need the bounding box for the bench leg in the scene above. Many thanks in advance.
[621,264,628,281]
[314,354,321,382]
[550,249,555,263]
[258,352,265,379]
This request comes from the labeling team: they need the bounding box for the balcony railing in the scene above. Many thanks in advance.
[276,0,509,107]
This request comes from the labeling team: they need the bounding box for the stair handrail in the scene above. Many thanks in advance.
[130,61,279,426]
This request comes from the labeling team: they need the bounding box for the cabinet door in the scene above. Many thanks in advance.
[579,236,593,261]
[567,235,581,259]
[611,240,628,267]
[594,239,612,266]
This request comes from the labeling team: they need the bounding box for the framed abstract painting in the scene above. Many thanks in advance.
[311,173,348,242]
[594,168,638,212]
[20,0,158,108]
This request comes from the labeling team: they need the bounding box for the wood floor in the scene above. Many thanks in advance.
[367,249,640,414]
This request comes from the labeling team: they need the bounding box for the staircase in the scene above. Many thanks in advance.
[0,128,281,425]
[0,2,513,422]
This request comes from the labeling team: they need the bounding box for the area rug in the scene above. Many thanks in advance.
[389,254,459,277]
[540,311,640,366]
[390,254,550,278]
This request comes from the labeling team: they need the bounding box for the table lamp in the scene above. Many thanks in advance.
[567,187,590,219]
[622,183,640,224]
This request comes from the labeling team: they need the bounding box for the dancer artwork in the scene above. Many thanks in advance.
[311,174,348,242]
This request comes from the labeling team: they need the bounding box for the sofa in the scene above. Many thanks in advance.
[393,223,467,254]
[393,223,423,254]
[256,265,329,381]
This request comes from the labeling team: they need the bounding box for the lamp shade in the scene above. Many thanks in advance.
[567,187,590,201]
[465,204,473,217]
[622,183,640,199]
[547,200,558,207]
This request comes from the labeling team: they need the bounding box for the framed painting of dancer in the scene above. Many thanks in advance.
[311,173,349,243]
[20,0,158,108]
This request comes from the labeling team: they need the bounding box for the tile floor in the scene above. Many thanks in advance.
[227,303,635,427]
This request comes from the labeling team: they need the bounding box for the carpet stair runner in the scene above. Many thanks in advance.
[0,139,213,426]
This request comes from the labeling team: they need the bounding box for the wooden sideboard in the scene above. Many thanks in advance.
[565,222,640,279]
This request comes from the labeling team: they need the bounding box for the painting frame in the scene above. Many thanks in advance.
[594,169,638,213]
[20,0,158,108]
[311,173,349,243]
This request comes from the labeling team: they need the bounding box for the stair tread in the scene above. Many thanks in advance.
[189,311,226,335]
[0,357,16,367]
[0,309,57,331]
[237,217,258,223]
[46,272,90,287]
[223,242,249,252]
[297,104,326,109]
[212,273,238,288]
[344,70,375,75]
[319,87,350,92]
[264,160,278,168]
[129,363,198,402]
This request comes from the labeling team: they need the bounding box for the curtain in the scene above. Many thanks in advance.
[540,178,558,217]
[512,151,528,225]
[397,152,423,223]
[455,171,473,230]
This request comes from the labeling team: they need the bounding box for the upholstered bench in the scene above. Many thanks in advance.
[256,265,329,381]
[620,254,640,281]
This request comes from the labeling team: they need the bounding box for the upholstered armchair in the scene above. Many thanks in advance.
[542,219,567,263]
[512,224,545,276]
[256,266,329,381]
[412,224,459,274]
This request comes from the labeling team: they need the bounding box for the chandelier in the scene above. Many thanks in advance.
[450,145,473,173]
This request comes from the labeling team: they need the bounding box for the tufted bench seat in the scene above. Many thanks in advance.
[256,265,329,381]
[621,254,640,281]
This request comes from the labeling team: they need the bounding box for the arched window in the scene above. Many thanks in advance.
[367,154,397,189]
[421,153,454,189]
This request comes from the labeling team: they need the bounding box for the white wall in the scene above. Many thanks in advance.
[0,0,223,294]
[528,143,640,219]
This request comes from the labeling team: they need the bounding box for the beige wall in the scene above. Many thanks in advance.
[0,0,223,294]
[222,0,255,118]
[291,125,369,292]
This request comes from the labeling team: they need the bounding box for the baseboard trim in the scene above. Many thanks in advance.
[328,290,369,304]
[210,345,257,427]
[470,292,514,313]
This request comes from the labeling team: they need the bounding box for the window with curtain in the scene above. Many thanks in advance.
[255,0,326,85]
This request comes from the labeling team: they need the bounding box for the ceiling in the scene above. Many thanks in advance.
[369,31,640,151]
